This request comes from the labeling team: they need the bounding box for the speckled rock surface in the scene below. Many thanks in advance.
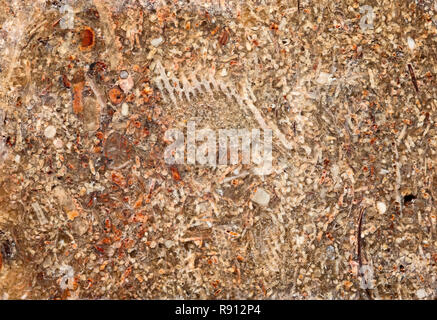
[0,0,436,299]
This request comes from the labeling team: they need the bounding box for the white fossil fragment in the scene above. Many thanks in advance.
[44,125,56,139]
[407,37,415,50]
[31,202,48,225]
[376,201,387,214]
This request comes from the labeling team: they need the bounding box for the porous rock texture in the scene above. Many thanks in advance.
[0,0,436,299]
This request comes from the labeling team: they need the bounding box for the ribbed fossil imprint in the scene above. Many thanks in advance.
[153,60,295,150]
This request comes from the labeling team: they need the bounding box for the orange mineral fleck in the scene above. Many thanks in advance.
[108,87,125,105]
[79,26,95,51]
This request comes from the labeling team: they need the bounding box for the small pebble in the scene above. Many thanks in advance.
[326,246,335,260]
[151,37,164,47]
[44,125,56,139]
[120,70,129,79]
[119,76,134,93]
[164,240,174,248]
[121,103,129,116]
[416,289,427,299]
[251,188,270,207]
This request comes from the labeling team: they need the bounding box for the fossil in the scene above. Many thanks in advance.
[153,60,295,150]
